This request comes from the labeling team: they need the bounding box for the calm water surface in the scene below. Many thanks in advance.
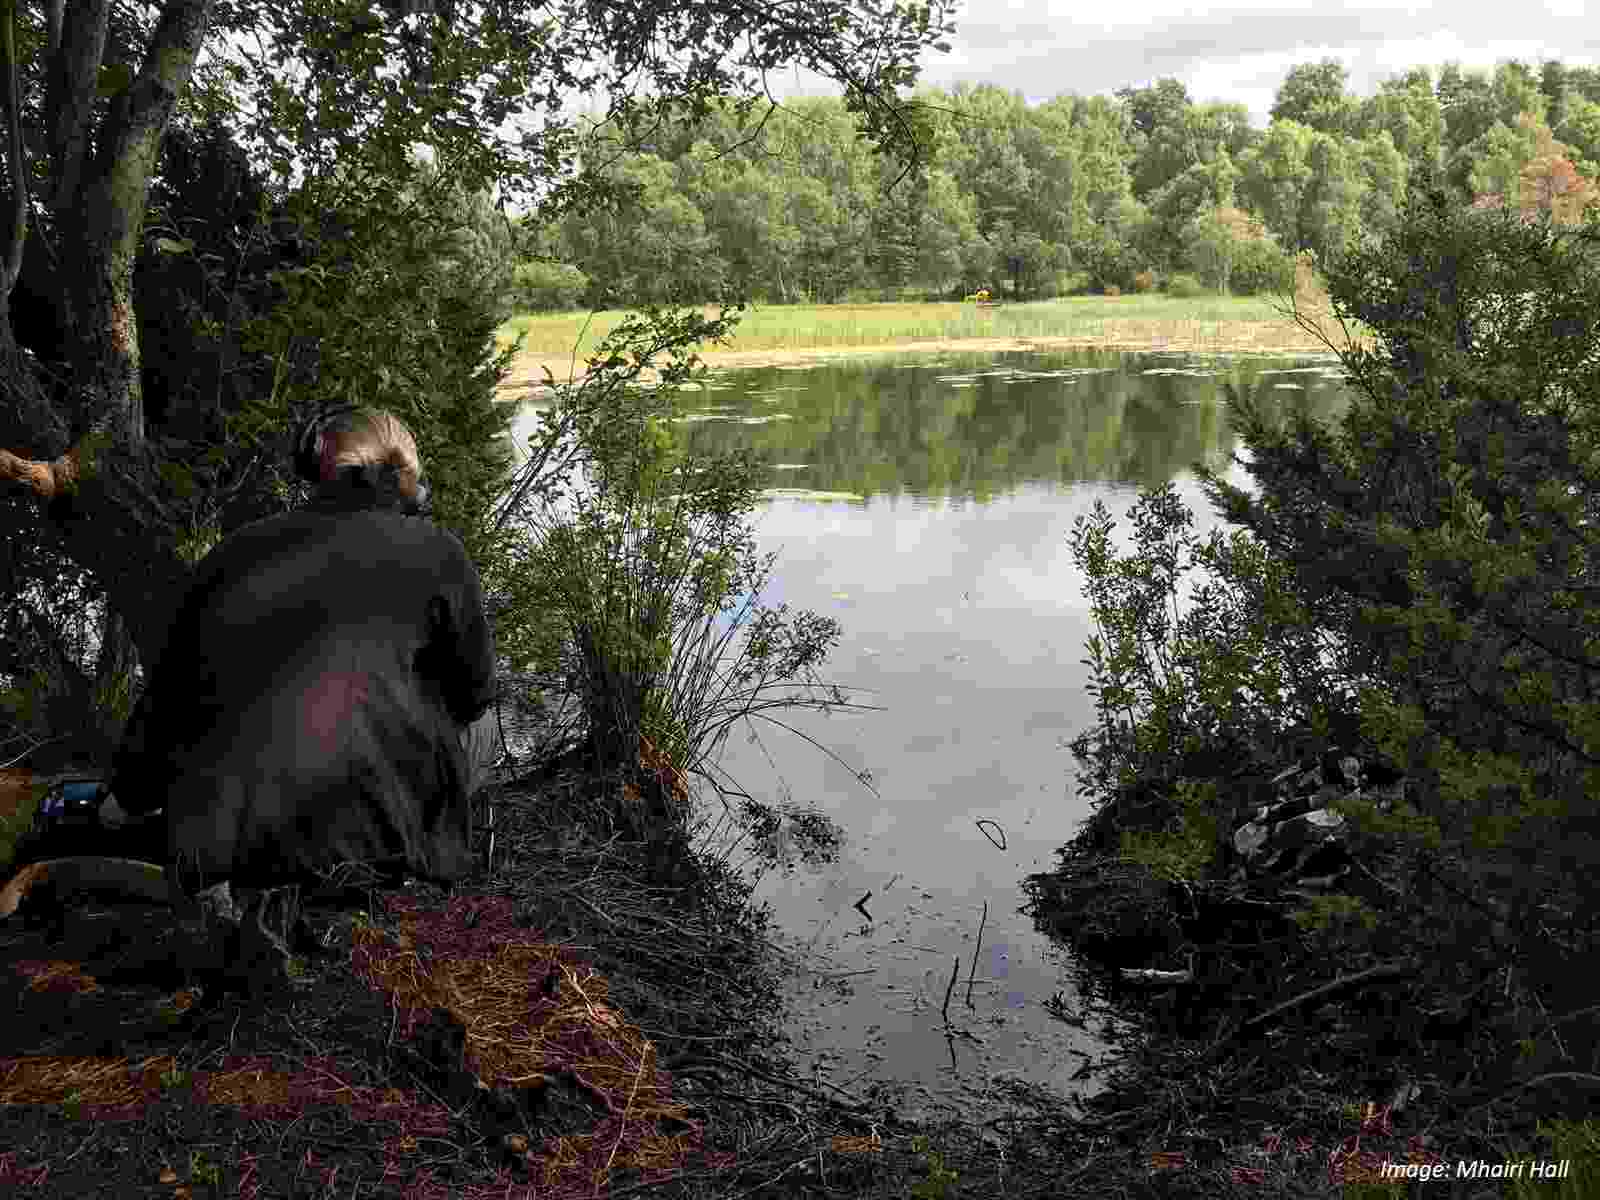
[508,347,1352,1123]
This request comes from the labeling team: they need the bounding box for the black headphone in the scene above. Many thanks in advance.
[292,404,432,515]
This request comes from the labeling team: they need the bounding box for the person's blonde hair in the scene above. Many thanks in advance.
[319,408,424,503]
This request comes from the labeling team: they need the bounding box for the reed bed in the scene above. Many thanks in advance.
[497,295,1354,362]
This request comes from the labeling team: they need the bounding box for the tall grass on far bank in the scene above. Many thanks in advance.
[497,289,1365,363]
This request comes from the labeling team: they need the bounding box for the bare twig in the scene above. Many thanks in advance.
[965,900,988,1009]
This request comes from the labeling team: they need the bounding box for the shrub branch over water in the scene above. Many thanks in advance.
[491,302,882,830]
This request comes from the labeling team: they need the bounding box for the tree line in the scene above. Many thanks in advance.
[487,58,1600,309]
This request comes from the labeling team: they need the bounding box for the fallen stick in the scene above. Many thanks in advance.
[1204,957,1422,1062]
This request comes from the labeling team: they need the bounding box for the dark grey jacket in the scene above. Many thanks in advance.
[111,481,496,891]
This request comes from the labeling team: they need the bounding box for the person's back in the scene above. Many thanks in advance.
[111,407,496,894]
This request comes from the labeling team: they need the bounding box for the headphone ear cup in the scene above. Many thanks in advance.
[293,404,363,483]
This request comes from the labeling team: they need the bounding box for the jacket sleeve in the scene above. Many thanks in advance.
[425,543,497,728]
[109,683,160,814]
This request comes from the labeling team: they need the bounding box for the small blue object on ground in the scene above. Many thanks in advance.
[32,779,105,835]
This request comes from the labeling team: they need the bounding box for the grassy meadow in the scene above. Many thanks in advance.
[495,291,1365,373]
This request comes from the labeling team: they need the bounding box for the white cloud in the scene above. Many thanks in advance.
[876,2,1600,128]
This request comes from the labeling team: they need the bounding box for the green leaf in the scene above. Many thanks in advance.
[154,236,196,255]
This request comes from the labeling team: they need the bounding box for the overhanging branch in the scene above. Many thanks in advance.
[0,441,81,498]
[92,0,215,213]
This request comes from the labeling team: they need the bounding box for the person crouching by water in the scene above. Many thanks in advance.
[108,405,498,979]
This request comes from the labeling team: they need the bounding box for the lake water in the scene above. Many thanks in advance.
[505,347,1352,1124]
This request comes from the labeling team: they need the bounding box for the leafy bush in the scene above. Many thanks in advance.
[1164,272,1208,298]
[509,260,590,313]
[1117,779,1218,883]
[220,160,533,687]
[1056,270,1092,295]
[1066,483,1372,808]
[1081,232,1142,293]
[1193,185,1600,1101]
[1227,237,1296,296]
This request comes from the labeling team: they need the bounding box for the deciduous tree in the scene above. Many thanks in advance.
[1540,59,1570,129]
[1466,113,1546,207]
[1270,58,1358,136]
[1554,94,1600,178]
[1437,62,1499,179]
[1238,119,1314,248]
[1518,129,1600,225]
[1183,204,1265,295]
[1352,129,1409,242]
[1356,67,1444,183]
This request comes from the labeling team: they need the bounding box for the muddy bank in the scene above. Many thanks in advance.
[495,324,1348,401]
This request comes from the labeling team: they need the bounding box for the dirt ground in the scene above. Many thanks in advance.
[496,324,1348,399]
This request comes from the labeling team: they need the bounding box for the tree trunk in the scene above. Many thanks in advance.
[1,0,216,683]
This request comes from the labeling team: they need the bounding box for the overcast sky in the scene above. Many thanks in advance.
[778,0,1600,128]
